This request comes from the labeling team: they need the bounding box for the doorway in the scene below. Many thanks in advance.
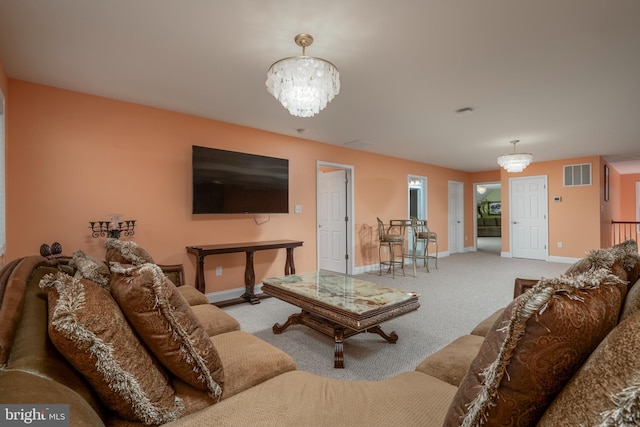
[448,181,464,254]
[475,182,502,255]
[407,175,427,253]
[317,162,354,274]
[509,175,548,260]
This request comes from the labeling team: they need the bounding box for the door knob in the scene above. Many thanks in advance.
[512,221,518,224]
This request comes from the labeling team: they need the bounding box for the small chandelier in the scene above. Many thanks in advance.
[266,34,340,118]
[497,140,533,173]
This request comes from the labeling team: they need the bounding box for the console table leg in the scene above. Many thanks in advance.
[195,256,206,294]
[334,328,345,368]
[241,251,260,304]
[285,247,296,275]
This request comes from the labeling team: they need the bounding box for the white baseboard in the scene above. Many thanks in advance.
[548,256,579,264]
[353,251,448,275]
[205,283,264,304]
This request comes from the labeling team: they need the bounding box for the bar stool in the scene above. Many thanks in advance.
[413,220,438,272]
[377,217,406,278]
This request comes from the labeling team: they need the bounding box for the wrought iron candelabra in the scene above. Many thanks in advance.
[89,214,136,239]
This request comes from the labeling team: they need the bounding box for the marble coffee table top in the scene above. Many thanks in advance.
[261,270,418,316]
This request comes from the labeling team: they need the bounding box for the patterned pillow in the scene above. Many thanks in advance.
[69,250,111,288]
[444,269,625,427]
[538,310,640,426]
[104,239,154,266]
[611,239,640,284]
[110,263,224,401]
[40,272,183,424]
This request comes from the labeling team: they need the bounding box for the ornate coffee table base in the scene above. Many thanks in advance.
[272,310,399,368]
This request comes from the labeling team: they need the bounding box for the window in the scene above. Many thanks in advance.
[563,163,592,187]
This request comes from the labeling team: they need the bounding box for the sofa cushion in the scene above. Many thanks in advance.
[415,334,484,386]
[70,250,111,288]
[539,310,640,426]
[210,330,296,400]
[162,370,457,427]
[177,285,210,306]
[444,269,625,427]
[105,238,154,266]
[191,303,241,336]
[39,272,183,425]
[469,308,504,337]
[110,263,224,401]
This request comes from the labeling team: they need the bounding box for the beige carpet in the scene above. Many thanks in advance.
[221,251,570,381]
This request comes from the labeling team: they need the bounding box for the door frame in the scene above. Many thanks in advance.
[316,161,355,275]
[448,180,465,254]
[508,175,549,260]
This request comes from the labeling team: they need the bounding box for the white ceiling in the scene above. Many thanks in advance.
[1,0,639,173]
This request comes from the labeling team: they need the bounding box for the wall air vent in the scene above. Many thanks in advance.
[563,163,592,187]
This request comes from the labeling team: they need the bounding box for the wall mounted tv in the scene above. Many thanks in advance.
[192,145,289,214]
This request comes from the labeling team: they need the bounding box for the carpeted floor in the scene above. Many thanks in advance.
[221,251,570,381]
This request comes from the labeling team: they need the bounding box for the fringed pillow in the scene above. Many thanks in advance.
[105,239,154,266]
[110,263,224,402]
[538,310,640,426]
[443,269,625,427]
[40,272,183,425]
[611,239,640,285]
[69,250,111,288]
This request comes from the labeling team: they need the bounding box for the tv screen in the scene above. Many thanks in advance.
[192,146,289,214]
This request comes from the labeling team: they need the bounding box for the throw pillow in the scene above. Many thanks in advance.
[40,272,183,425]
[444,269,625,427]
[69,250,111,288]
[611,239,640,285]
[110,263,224,401]
[104,238,154,266]
[538,310,640,426]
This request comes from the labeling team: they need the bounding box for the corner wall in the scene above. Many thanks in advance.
[6,79,470,292]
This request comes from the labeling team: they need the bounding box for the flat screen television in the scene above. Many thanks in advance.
[192,145,289,214]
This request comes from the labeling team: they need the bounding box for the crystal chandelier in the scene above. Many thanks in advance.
[497,140,533,173]
[266,34,340,118]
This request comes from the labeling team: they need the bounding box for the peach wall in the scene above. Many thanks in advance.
[0,60,7,97]
[500,156,602,258]
[6,80,473,292]
[620,173,640,221]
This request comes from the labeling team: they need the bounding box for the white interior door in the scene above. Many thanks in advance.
[509,176,548,260]
[448,181,464,254]
[318,169,347,273]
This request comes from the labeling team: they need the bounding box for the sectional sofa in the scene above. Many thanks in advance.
[1,238,639,426]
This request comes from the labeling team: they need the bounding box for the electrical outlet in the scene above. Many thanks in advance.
[557,242,563,248]
[215,266,222,276]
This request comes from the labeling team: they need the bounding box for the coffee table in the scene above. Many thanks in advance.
[261,271,420,368]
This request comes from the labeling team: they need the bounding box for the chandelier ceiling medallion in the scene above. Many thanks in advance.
[266,33,340,118]
[497,140,533,173]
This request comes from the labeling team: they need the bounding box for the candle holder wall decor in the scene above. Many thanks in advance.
[89,214,136,239]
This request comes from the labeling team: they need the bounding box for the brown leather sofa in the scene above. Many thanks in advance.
[1,240,640,426]
[477,217,501,237]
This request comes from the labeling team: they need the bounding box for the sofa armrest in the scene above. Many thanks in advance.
[513,278,539,298]
[158,264,185,287]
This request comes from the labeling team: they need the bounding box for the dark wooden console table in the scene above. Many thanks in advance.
[186,240,303,306]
